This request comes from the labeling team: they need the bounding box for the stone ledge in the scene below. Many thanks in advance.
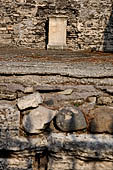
[48,133,113,161]
[1,132,113,161]
[0,61,113,78]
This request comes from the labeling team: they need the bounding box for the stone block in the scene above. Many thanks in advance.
[17,92,43,110]
[47,16,67,50]
[89,106,113,133]
[23,106,57,134]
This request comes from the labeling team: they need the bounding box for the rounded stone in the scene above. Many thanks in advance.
[55,106,87,132]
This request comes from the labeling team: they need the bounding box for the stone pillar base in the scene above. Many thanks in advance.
[47,44,67,50]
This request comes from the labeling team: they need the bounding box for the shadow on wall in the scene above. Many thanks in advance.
[103,4,113,52]
[45,20,49,50]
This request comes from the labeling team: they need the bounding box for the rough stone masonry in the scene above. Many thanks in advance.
[0,50,113,169]
[0,0,113,51]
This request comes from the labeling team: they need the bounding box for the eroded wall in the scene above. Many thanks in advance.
[0,0,113,51]
[0,60,113,169]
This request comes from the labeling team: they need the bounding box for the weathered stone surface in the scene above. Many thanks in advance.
[48,155,113,170]
[0,92,17,100]
[105,86,113,94]
[47,16,67,50]
[6,136,47,151]
[0,0,112,52]
[0,83,24,93]
[89,106,113,133]
[80,102,95,114]
[48,133,113,161]
[24,86,34,94]
[74,99,84,105]
[0,101,20,138]
[0,50,113,169]
[97,96,112,105]
[0,75,78,90]
[70,85,102,100]
[1,76,113,92]
[23,106,56,134]
[55,106,87,132]
[43,98,56,108]
[0,153,33,170]
[79,102,95,124]
[0,82,24,100]
[0,61,113,78]
[96,86,113,94]
[17,92,42,110]
[86,96,96,104]
[58,89,73,95]
[42,85,103,109]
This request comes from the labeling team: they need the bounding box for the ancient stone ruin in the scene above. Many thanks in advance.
[0,49,113,169]
[0,0,113,170]
[0,0,113,52]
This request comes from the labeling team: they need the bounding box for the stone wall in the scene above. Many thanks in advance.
[0,58,113,169]
[0,0,113,51]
